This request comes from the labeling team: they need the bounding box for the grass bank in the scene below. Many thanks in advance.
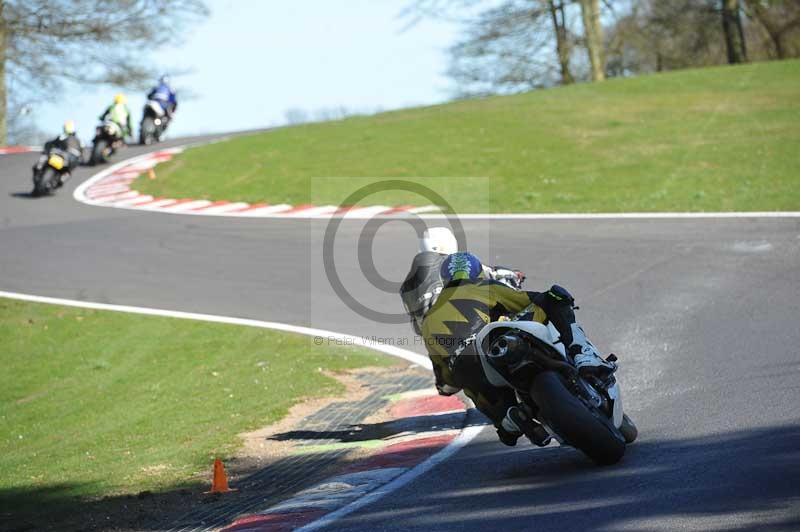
[0,298,391,516]
[135,60,800,212]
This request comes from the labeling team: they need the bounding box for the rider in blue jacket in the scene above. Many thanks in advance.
[147,75,178,119]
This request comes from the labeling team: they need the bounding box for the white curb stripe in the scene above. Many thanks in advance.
[114,195,153,206]
[237,204,294,216]
[162,200,213,212]
[343,206,393,218]
[73,147,434,219]
[285,205,339,217]
[195,202,250,214]
[94,191,140,202]
[137,199,181,210]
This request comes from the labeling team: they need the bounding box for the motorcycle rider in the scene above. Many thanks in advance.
[401,227,524,337]
[147,75,178,122]
[99,93,133,141]
[421,251,615,447]
[38,120,83,186]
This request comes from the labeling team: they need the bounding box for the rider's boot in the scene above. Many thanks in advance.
[535,285,616,377]
[496,425,520,447]
[502,406,551,447]
[569,323,615,377]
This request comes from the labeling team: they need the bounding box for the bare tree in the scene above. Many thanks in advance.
[722,0,748,62]
[0,0,208,144]
[408,0,619,95]
[578,0,605,80]
[547,0,575,84]
[605,1,731,74]
[447,1,567,96]
[744,0,800,58]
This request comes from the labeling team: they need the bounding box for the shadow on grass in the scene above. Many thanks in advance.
[0,450,345,532]
[3,421,799,532]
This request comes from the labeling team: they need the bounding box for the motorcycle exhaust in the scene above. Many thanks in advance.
[489,331,577,377]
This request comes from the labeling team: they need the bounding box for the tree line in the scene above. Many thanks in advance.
[407,0,800,97]
[0,0,208,144]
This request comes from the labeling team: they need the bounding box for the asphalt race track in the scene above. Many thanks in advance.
[2,139,799,531]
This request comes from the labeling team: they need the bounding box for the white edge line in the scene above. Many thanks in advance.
[296,424,483,532]
[0,289,431,370]
[413,212,800,219]
[0,289,482,530]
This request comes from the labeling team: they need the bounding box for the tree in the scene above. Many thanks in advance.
[721,0,748,63]
[407,0,617,95]
[605,1,730,74]
[547,0,575,84]
[578,0,605,80]
[447,1,566,96]
[0,0,208,144]
[744,0,800,59]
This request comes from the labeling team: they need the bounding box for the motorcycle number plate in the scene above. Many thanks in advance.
[48,154,65,170]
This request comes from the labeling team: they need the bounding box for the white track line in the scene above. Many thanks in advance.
[0,290,431,372]
[296,423,483,532]
[0,289,481,529]
[413,211,800,220]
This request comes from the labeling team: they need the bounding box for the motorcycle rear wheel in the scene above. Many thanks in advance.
[620,413,638,444]
[140,117,156,145]
[91,140,108,165]
[530,371,626,465]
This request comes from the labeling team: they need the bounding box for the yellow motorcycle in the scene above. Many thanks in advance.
[31,148,70,196]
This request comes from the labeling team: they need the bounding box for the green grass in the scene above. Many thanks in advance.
[0,298,391,503]
[135,60,800,212]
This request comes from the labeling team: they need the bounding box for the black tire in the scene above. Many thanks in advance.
[140,117,155,145]
[31,169,45,197]
[41,167,59,193]
[91,140,108,165]
[620,413,638,444]
[32,167,57,196]
[530,371,626,465]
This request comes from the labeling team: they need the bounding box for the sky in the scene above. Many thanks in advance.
[34,0,462,144]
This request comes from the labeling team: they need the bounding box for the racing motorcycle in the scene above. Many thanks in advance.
[474,315,637,465]
[139,100,170,145]
[90,120,125,165]
[31,148,70,196]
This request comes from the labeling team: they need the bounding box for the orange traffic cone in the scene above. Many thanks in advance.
[147,168,156,180]
[205,458,236,494]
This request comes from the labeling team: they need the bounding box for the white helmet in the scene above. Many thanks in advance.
[419,227,457,255]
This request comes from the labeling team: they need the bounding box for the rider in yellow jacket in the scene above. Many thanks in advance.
[421,251,614,446]
[99,94,133,139]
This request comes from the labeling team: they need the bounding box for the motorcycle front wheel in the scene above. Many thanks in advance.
[32,167,57,196]
[530,371,626,465]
